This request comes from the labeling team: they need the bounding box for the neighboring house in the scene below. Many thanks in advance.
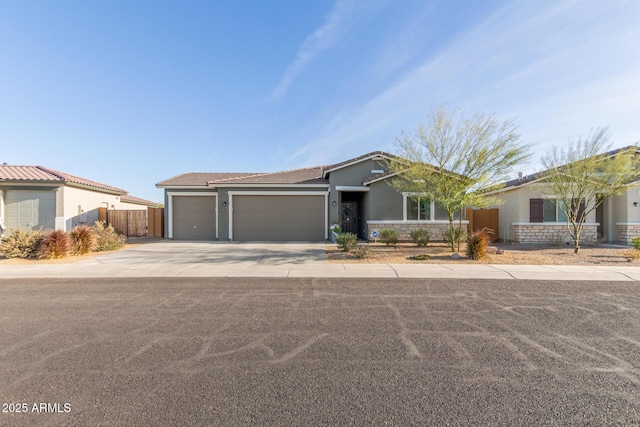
[156,151,467,242]
[485,146,640,244]
[0,164,157,235]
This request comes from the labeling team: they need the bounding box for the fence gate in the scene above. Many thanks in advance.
[467,208,499,241]
[147,207,164,238]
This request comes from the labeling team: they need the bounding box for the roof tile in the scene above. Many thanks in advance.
[0,164,126,194]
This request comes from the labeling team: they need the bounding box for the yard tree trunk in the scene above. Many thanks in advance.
[456,209,464,253]
[573,223,581,254]
[448,212,456,252]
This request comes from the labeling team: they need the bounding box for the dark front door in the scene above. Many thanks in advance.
[341,202,358,234]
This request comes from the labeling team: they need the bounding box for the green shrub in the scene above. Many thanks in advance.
[444,227,467,244]
[410,229,430,246]
[408,254,430,261]
[37,229,70,259]
[329,224,342,234]
[0,229,43,258]
[379,228,398,246]
[69,225,97,255]
[92,221,126,251]
[352,244,371,259]
[631,237,640,251]
[466,228,491,260]
[336,232,357,252]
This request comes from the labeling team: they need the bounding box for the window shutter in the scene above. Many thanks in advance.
[530,198,544,222]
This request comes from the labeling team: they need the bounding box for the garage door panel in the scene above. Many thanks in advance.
[5,191,56,232]
[172,196,216,240]
[233,195,325,241]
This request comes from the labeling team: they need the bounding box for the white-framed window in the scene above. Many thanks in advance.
[402,193,463,221]
[407,195,430,220]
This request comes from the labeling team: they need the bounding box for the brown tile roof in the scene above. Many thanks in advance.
[156,172,258,187]
[497,145,640,191]
[157,167,328,186]
[208,166,327,185]
[120,194,160,207]
[0,165,126,194]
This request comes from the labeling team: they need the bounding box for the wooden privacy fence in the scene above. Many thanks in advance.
[466,208,499,241]
[98,207,164,238]
[98,208,148,237]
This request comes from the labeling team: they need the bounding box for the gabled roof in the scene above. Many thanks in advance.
[488,144,640,194]
[362,170,400,186]
[156,172,258,187]
[120,194,160,207]
[157,167,328,187]
[208,166,327,185]
[322,151,397,178]
[0,164,127,194]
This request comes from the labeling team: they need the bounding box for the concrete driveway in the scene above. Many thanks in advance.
[93,240,328,265]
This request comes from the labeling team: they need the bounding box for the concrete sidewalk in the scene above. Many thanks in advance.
[1,259,639,281]
[1,241,639,281]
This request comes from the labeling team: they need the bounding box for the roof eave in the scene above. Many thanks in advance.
[322,153,396,179]
[207,183,329,188]
[65,182,127,195]
[363,172,400,186]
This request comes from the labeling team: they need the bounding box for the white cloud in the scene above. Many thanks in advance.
[289,0,640,169]
[271,0,355,100]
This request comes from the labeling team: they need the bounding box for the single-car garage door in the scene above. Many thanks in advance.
[172,195,216,240]
[5,190,56,233]
[232,194,325,241]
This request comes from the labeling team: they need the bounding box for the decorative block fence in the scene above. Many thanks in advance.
[366,221,468,242]
[616,223,640,244]
[512,223,598,243]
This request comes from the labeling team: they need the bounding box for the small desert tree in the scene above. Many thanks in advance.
[541,128,640,253]
[388,107,531,252]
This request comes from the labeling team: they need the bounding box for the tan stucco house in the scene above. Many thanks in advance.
[486,146,640,244]
[0,164,157,235]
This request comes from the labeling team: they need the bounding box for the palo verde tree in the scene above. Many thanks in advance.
[388,107,531,252]
[541,128,640,253]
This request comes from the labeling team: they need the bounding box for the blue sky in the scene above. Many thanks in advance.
[1,0,639,203]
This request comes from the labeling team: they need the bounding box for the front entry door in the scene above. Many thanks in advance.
[341,202,358,235]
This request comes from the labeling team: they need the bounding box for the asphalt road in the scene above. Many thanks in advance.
[0,278,639,426]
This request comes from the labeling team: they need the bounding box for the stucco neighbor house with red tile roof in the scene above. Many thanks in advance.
[0,164,158,236]
[156,151,468,242]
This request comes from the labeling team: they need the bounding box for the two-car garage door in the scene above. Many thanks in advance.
[232,194,325,241]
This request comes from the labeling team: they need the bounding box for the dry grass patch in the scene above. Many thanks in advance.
[326,241,633,265]
[0,241,148,265]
